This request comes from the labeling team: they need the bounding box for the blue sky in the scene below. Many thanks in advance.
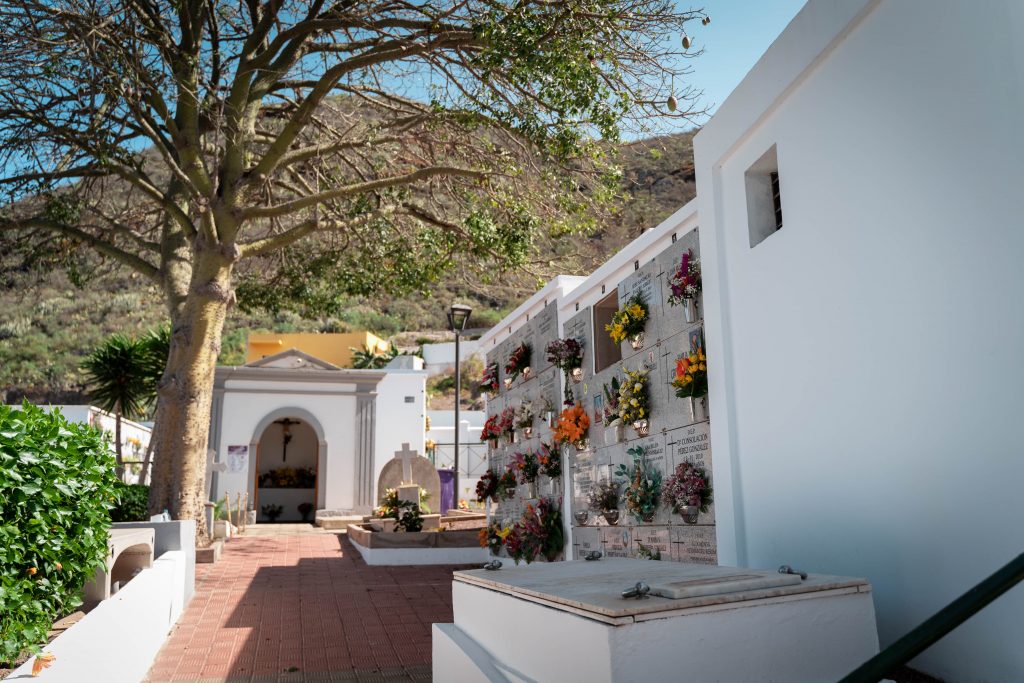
[683,0,806,117]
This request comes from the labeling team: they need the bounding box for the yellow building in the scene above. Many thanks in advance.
[245,332,389,368]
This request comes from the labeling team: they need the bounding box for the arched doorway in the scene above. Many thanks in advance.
[254,417,319,523]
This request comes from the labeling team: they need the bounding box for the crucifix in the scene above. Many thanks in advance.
[393,442,418,484]
[274,418,300,462]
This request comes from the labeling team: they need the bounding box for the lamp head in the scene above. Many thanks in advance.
[447,303,472,333]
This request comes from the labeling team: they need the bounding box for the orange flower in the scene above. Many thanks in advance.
[27,567,37,576]
[31,652,55,677]
[675,358,689,378]
[54,562,62,570]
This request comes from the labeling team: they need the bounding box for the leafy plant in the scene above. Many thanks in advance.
[0,403,117,664]
[537,442,561,480]
[615,446,663,523]
[545,337,583,371]
[261,504,283,521]
[514,401,534,430]
[504,498,564,564]
[110,483,150,522]
[606,294,649,344]
[663,462,713,513]
[617,366,651,425]
[588,481,620,512]
[603,377,622,426]
[396,505,424,533]
[667,249,702,305]
[81,333,154,467]
[512,451,540,484]
[673,349,708,399]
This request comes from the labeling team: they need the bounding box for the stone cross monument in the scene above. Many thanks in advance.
[393,443,421,504]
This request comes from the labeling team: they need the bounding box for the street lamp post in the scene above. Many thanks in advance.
[446,303,472,512]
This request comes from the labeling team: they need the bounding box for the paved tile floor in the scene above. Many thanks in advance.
[145,526,474,682]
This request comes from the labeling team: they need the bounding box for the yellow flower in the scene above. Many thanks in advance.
[638,408,645,417]
[496,526,512,540]
[630,398,638,406]
[699,364,706,371]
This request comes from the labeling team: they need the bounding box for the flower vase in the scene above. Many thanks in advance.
[504,377,513,389]
[544,411,556,428]
[525,481,537,499]
[522,366,532,380]
[573,510,589,526]
[689,395,708,423]
[640,510,656,523]
[506,431,517,445]
[602,509,620,526]
[523,426,533,439]
[683,297,699,323]
[629,332,645,350]
[574,438,590,452]
[488,437,498,450]
[632,419,650,437]
[571,367,583,384]
[679,504,700,525]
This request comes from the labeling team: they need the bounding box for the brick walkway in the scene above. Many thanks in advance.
[145,526,472,682]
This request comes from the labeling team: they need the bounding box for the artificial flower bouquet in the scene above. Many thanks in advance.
[667,249,702,306]
[606,294,649,345]
[615,445,663,523]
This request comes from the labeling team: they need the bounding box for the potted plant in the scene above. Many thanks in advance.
[497,467,518,500]
[673,349,709,422]
[617,366,651,437]
[261,503,283,522]
[297,502,313,522]
[481,414,502,449]
[541,396,558,428]
[515,400,534,439]
[588,482,620,525]
[606,293,649,350]
[480,363,500,395]
[553,403,590,451]
[500,406,516,444]
[663,461,713,524]
[667,249,702,323]
[602,377,624,444]
[537,442,561,481]
[478,521,510,554]
[511,450,540,498]
[505,342,532,386]
[546,337,585,383]
[475,469,499,503]
[504,498,564,564]
[615,445,663,523]
[573,509,590,526]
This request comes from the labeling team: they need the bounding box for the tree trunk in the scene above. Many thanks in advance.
[148,245,234,546]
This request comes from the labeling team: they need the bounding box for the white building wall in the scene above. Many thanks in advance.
[373,371,427,497]
[214,385,357,510]
[421,340,483,377]
[695,1,1024,680]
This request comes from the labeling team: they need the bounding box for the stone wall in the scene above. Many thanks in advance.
[484,229,715,564]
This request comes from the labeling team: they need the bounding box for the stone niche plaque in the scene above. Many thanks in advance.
[572,526,601,560]
[633,526,670,559]
[531,303,558,374]
[601,526,633,558]
[667,422,712,472]
[671,525,717,565]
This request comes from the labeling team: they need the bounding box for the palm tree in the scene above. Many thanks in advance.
[82,333,153,472]
[138,326,170,484]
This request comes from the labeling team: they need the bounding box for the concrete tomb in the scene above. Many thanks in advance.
[375,442,441,512]
[434,558,880,682]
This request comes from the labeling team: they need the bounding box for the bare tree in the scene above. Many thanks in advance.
[0,0,706,540]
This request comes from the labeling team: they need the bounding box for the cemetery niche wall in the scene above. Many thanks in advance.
[480,227,716,565]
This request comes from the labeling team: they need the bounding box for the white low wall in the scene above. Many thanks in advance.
[7,551,188,682]
[350,539,488,566]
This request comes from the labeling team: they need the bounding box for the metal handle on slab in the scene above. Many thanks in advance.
[584,551,602,561]
[621,581,650,599]
[484,560,503,571]
[778,565,807,580]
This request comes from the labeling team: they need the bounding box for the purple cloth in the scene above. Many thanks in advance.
[437,469,455,514]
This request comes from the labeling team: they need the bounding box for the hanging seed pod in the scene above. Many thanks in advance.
[703,16,711,25]
[682,35,691,50]
[667,95,678,112]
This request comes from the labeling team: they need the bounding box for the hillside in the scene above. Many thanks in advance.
[0,131,695,404]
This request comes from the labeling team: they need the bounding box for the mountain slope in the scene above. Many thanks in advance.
[0,131,696,403]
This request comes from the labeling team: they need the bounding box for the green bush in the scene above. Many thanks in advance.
[0,403,117,663]
[110,484,150,523]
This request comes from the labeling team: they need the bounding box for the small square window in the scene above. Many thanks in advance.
[745,145,783,248]
[592,291,622,374]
